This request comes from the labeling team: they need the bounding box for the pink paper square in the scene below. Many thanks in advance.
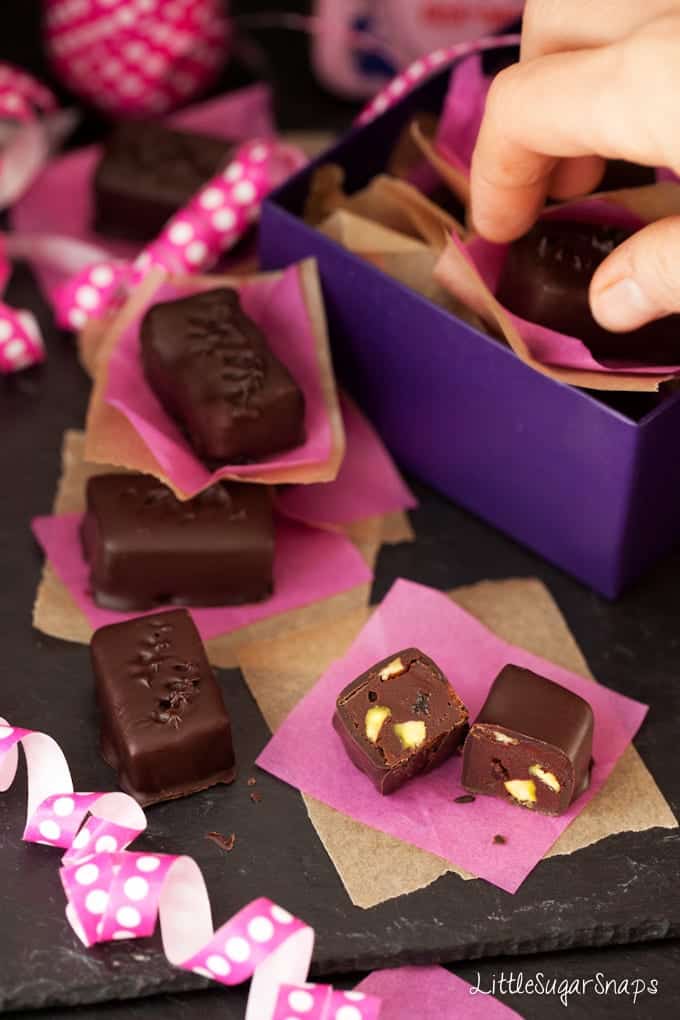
[356,966,521,1020]
[31,512,371,642]
[276,392,416,527]
[257,579,648,893]
[105,265,336,496]
[11,84,273,298]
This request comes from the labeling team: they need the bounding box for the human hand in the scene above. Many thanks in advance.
[470,8,680,331]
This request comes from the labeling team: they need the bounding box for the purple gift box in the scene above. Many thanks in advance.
[259,67,680,599]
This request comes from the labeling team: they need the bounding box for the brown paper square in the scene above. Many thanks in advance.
[238,577,677,909]
[32,430,414,667]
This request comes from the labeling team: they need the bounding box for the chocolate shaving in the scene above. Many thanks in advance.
[493,834,507,845]
[454,794,476,804]
[250,791,262,804]
[205,831,236,853]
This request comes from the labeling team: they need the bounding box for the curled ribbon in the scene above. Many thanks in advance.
[0,718,380,1020]
[0,62,78,374]
[356,32,522,126]
[53,137,307,331]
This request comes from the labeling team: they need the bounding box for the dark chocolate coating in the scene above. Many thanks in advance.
[90,609,235,805]
[462,664,594,815]
[333,647,469,795]
[81,473,274,611]
[93,121,233,243]
[140,287,306,463]
[496,219,680,362]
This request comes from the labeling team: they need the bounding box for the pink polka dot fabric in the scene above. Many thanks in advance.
[53,137,307,330]
[0,719,381,1019]
[0,305,45,373]
[44,0,231,117]
[356,33,521,126]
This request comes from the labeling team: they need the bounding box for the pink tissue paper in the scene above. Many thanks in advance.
[356,965,521,1020]
[277,392,416,527]
[32,512,371,643]
[257,578,648,893]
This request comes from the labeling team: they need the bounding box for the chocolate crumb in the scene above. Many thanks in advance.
[247,776,257,787]
[454,794,476,804]
[493,834,507,845]
[206,831,236,853]
[250,791,262,804]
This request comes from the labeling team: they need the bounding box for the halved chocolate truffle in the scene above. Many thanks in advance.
[462,664,594,816]
[140,287,306,462]
[91,609,235,805]
[333,648,469,795]
[81,473,274,611]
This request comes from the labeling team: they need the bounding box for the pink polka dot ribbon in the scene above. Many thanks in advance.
[0,719,381,1019]
[273,984,382,1020]
[356,33,521,126]
[0,305,45,373]
[44,0,231,118]
[54,137,307,331]
[0,62,57,122]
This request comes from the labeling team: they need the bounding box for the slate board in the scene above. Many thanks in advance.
[1,260,680,1018]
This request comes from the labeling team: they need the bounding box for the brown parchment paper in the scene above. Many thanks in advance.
[411,118,471,208]
[434,183,680,393]
[32,430,414,666]
[82,259,346,497]
[305,166,462,248]
[319,208,485,328]
[238,577,677,909]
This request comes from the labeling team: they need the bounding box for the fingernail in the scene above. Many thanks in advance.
[591,277,655,331]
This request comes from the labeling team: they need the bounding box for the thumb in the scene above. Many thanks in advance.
[590,217,680,331]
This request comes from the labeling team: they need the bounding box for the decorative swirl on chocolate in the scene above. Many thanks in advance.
[186,296,266,409]
[129,618,201,728]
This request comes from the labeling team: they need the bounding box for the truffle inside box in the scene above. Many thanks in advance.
[259,64,680,598]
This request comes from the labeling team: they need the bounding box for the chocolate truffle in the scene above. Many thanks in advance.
[462,664,594,816]
[333,648,469,795]
[81,473,274,611]
[91,609,235,805]
[140,287,306,462]
[496,219,680,362]
[93,120,233,242]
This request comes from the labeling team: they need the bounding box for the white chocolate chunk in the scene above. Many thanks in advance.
[504,779,537,805]
[493,731,518,745]
[529,764,561,792]
[393,720,427,750]
[379,656,405,681]
[365,705,391,742]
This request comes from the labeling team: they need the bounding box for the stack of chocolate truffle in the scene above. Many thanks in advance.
[81,122,311,809]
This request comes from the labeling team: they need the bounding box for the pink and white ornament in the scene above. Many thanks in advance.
[44,0,231,118]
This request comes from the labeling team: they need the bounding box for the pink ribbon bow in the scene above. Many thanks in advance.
[0,717,381,1019]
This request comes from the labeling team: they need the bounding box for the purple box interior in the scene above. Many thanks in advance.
[259,67,680,598]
